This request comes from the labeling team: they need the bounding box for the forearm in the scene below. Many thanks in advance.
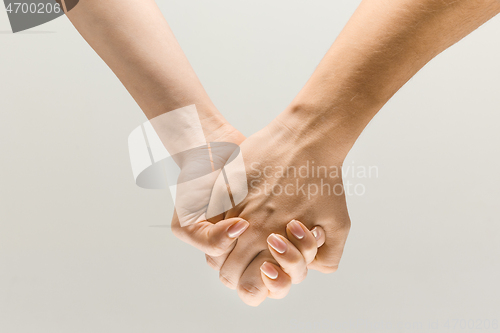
[64,0,226,133]
[282,0,500,157]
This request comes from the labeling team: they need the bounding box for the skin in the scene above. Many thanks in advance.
[203,0,500,306]
[64,0,243,144]
[63,0,500,306]
[63,0,322,303]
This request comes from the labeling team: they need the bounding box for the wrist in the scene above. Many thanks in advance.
[275,96,382,161]
[191,104,245,145]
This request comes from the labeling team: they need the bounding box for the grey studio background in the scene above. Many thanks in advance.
[1,1,499,332]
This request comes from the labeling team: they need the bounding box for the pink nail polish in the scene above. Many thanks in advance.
[267,234,287,254]
[288,219,305,239]
[227,220,249,238]
[311,227,320,240]
[260,262,279,279]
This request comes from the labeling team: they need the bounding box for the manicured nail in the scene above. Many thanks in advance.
[288,219,305,239]
[260,261,279,279]
[227,220,249,238]
[311,227,320,241]
[267,234,287,254]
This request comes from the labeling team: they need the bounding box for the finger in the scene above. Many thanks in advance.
[235,251,270,307]
[311,225,326,248]
[204,215,246,270]
[308,218,350,274]
[285,219,320,264]
[260,261,292,300]
[236,250,291,306]
[171,212,249,257]
[218,232,264,290]
[267,233,308,284]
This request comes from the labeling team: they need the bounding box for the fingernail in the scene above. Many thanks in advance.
[227,220,249,238]
[260,261,279,279]
[267,234,287,254]
[311,227,320,241]
[288,219,305,239]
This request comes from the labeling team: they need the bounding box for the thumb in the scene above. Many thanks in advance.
[171,213,249,257]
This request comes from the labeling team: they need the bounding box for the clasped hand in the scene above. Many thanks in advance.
[171,110,351,306]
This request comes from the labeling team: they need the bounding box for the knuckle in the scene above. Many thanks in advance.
[205,255,220,271]
[325,216,351,236]
[319,265,339,274]
[289,255,306,267]
[339,217,351,233]
[219,272,237,289]
[291,268,308,284]
[341,221,351,234]
[237,282,267,304]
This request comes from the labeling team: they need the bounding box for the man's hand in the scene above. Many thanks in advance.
[205,112,351,306]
